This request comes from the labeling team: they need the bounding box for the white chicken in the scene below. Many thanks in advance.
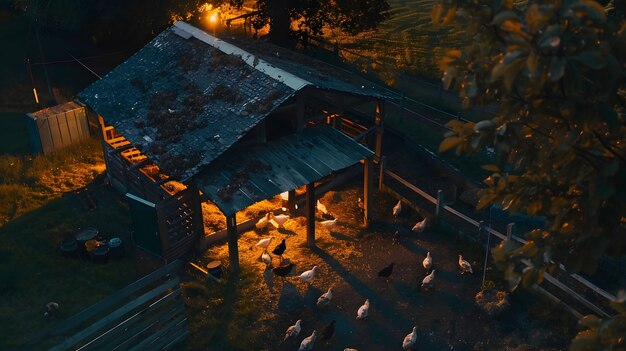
[344,349,358,351]
[421,269,436,290]
[280,191,289,201]
[255,236,273,251]
[356,299,369,319]
[270,213,289,229]
[412,217,428,233]
[284,319,302,341]
[458,255,473,274]
[261,251,272,269]
[402,326,418,350]
[255,213,271,230]
[392,200,402,219]
[422,252,432,270]
[320,218,337,231]
[317,287,333,307]
[298,330,317,351]
[300,266,317,284]
[317,200,328,215]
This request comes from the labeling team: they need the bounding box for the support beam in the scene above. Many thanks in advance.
[288,189,296,212]
[226,214,240,274]
[305,183,316,248]
[374,100,384,160]
[364,157,373,227]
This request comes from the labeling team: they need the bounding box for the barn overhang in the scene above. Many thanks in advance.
[193,124,374,217]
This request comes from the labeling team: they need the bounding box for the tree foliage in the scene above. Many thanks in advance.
[226,0,390,45]
[432,0,626,348]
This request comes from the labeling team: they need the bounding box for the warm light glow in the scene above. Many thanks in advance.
[209,12,218,24]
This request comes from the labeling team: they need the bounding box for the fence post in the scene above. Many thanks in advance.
[506,223,515,241]
[378,156,386,191]
[435,189,444,218]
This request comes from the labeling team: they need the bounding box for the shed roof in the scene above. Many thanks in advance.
[78,21,392,181]
[194,124,373,216]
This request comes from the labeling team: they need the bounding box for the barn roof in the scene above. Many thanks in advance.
[78,21,392,181]
[193,124,373,216]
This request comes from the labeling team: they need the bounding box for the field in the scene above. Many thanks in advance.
[182,183,577,351]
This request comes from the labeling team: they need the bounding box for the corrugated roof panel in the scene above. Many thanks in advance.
[193,124,373,216]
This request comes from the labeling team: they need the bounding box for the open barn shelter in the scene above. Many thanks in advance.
[77,21,394,273]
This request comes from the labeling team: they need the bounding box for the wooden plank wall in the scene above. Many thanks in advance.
[16,261,188,351]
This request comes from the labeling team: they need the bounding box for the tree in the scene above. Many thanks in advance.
[432,0,626,348]
[226,0,390,45]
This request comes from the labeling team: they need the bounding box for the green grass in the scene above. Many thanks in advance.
[0,136,137,349]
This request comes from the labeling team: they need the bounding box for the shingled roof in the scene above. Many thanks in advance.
[78,21,394,181]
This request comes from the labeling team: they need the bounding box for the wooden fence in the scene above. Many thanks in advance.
[382,169,617,318]
[13,260,188,351]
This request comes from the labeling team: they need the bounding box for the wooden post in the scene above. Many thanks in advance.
[305,183,316,248]
[435,189,444,218]
[506,223,515,241]
[378,155,386,191]
[364,157,373,227]
[375,100,384,160]
[288,189,296,211]
[226,214,240,274]
[296,94,304,132]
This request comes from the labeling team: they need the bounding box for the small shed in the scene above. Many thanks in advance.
[26,101,90,154]
[77,21,396,268]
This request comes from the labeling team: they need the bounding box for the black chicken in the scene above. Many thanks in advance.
[378,262,395,278]
[272,263,295,281]
[272,238,286,260]
[320,320,336,343]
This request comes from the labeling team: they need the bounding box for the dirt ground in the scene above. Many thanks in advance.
[187,182,575,351]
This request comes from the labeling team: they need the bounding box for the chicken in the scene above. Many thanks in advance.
[272,238,286,259]
[270,213,289,229]
[356,299,369,319]
[320,320,336,343]
[358,197,364,211]
[284,319,302,341]
[392,230,400,245]
[412,217,428,233]
[298,330,317,351]
[300,266,317,284]
[317,199,328,215]
[255,236,273,251]
[422,252,432,270]
[393,200,402,219]
[459,255,473,274]
[261,251,272,269]
[44,302,60,317]
[378,262,395,278]
[421,269,436,290]
[255,213,271,230]
[402,326,418,350]
[317,287,333,307]
[344,349,358,351]
[280,191,289,201]
[272,263,295,281]
[320,218,337,231]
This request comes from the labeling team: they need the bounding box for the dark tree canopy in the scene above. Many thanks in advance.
[432,0,626,348]
[227,0,390,45]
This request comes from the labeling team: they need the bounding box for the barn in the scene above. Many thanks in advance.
[77,21,394,273]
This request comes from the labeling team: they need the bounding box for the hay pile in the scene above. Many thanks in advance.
[475,289,509,316]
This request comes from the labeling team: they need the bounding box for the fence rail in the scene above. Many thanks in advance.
[383,169,616,318]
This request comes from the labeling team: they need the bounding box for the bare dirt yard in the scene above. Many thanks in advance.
[182,181,577,351]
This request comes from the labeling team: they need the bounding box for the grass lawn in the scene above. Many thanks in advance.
[182,183,577,351]
[0,137,137,349]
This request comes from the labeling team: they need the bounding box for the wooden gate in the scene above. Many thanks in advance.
[14,261,188,351]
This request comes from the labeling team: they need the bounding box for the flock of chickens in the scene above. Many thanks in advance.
[250,198,474,350]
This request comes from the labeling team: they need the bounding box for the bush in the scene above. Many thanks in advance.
[475,289,509,316]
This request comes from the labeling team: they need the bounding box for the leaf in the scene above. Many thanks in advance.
[492,11,519,26]
[570,330,602,351]
[549,58,565,82]
[432,4,444,24]
[482,164,501,172]
[521,267,537,287]
[571,51,607,70]
[442,7,456,25]
[474,120,496,132]
[527,199,542,215]
[476,192,498,210]
[439,136,464,153]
